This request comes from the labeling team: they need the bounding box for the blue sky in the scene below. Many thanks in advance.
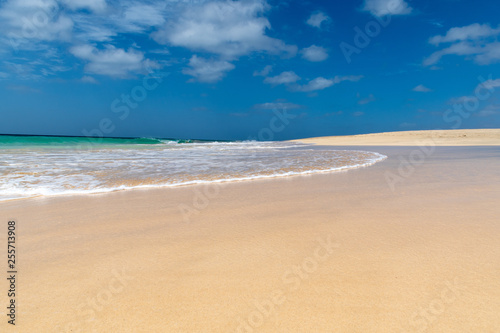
[1,0,500,140]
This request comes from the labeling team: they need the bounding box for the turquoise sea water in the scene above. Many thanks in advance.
[0,135,386,201]
[0,135,193,147]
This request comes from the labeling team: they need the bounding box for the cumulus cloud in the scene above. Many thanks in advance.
[69,1,170,43]
[474,43,500,64]
[0,0,297,81]
[429,23,500,45]
[476,105,500,117]
[152,0,297,59]
[362,0,412,17]
[59,0,107,12]
[264,71,301,85]
[0,0,178,79]
[294,77,334,92]
[424,23,500,66]
[412,84,432,92]
[111,2,168,34]
[479,78,500,90]
[306,12,330,28]
[122,4,165,27]
[253,65,273,76]
[70,44,155,77]
[254,101,302,109]
[263,72,362,92]
[0,0,73,48]
[294,75,363,92]
[69,15,114,42]
[301,45,328,62]
[182,55,235,83]
[81,75,98,84]
[448,95,478,105]
[0,0,173,50]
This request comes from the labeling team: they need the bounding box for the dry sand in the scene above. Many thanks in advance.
[293,129,500,146]
[1,130,500,332]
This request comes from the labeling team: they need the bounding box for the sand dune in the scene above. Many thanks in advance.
[293,129,500,146]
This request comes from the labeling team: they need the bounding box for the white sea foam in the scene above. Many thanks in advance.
[0,141,386,201]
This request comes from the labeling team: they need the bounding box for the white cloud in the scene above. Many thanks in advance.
[115,3,167,33]
[362,0,412,17]
[81,75,98,84]
[425,24,500,66]
[0,0,73,47]
[71,15,115,42]
[334,75,364,84]
[301,45,328,62]
[70,44,154,77]
[424,41,478,66]
[59,0,107,12]
[295,77,334,92]
[448,95,478,105]
[0,0,177,79]
[152,0,297,59]
[425,42,500,66]
[253,65,273,76]
[263,73,362,92]
[358,93,375,104]
[306,12,330,29]
[476,105,500,117]
[474,42,500,65]
[429,23,500,45]
[477,110,499,117]
[0,0,173,49]
[478,78,500,90]
[4,54,71,80]
[294,75,363,92]
[254,101,302,110]
[182,55,235,83]
[412,84,432,92]
[69,1,170,43]
[264,71,301,85]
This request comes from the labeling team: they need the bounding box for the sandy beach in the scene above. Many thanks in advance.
[293,129,500,146]
[1,129,500,332]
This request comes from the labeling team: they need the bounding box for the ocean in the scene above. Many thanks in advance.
[0,135,387,201]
